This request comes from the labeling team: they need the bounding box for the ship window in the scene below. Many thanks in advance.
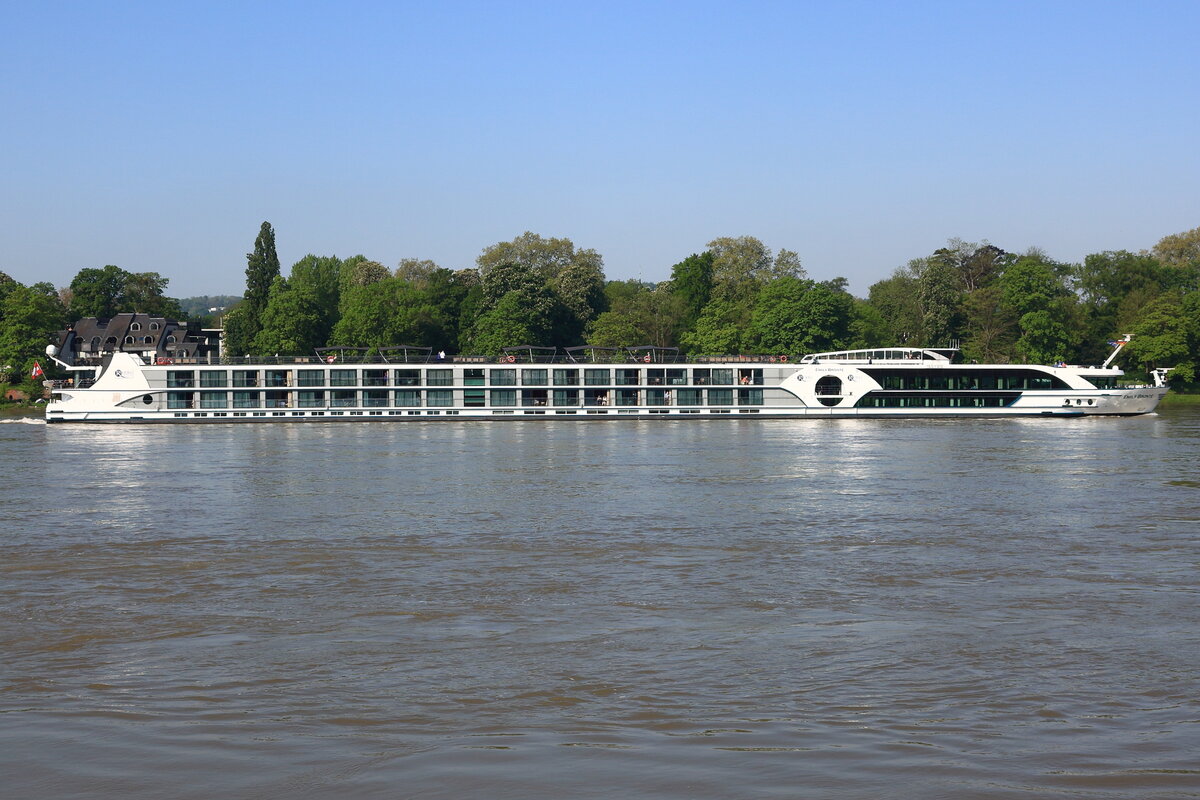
[615,369,640,386]
[233,391,260,408]
[646,369,664,385]
[737,388,763,405]
[427,389,454,407]
[522,369,548,386]
[199,371,228,387]
[330,390,357,407]
[297,370,324,387]
[646,388,668,406]
[394,369,421,386]
[232,370,258,387]
[426,369,453,387]
[167,392,193,409]
[464,389,486,407]
[490,389,517,407]
[330,369,356,386]
[199,392,228,409]
[490,369,516,386]
[616,389,639,406]
[815,376,843,396]
[265,370,291,387]
[463,368,485,386]
[142,394,153,405]
[394,390,421,406]
[363,369,388,387]
[708,389,733,405]
[667,369,687,385]
[167,370,195,388]
[363,389,388,407]
[522,389,548,406]
[677,389,703,405]
[298,391,325,408]
[584,369,610,386]
[711,369,734,385]
[553,369,579,386]
[553,389,579,406]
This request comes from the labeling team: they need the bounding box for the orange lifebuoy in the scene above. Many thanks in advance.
[326,355,336,364]
[768,356,777,363]
[779,355,788,363]
[643,354,651,363]
[506,354,516,363]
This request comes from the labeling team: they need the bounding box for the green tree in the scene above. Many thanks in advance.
[476,231,602,281]
[123,271,182,317]
[866,268,923,345]
[680,298,750,354]
[707,236,805,303]
[68,265,129,318]
[748,278,853,354]
[0,281,66,381]
[252,277,328,355]
[464,292,538,354]
[1124,291,1192,375]
[226,222,282,355]
[288,254,343,346]
[1014,310,1070,365]
[668,252,714,327]
[331,278,439,349]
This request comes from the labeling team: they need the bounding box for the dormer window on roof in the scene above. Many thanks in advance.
[130,323,141,331]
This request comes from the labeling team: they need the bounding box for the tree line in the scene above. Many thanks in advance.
[2,221,1200,395]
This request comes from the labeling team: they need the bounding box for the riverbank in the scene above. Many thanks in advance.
[1160,391,1200,407]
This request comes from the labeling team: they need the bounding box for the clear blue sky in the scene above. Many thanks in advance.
[2,0,1198,299]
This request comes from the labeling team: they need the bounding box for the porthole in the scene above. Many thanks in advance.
[142,395,153,405]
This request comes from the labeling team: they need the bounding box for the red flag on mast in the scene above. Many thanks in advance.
[30,361,44,379]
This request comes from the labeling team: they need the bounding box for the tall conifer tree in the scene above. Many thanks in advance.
[225,221,281,355]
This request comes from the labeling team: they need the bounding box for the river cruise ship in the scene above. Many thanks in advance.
[42,341,1168,423]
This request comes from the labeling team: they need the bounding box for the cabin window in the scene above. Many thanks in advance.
[265,370,291,387]
[490,369,516,386]
[167,370,195,388]
[616,389,639,406]
[363,389,389,407]
[666,369,687,385]
[298,391,325,408]
[426,369,453,387]
[331,390,357,407]
[167,392,194,409]
[677,389,703,405]
[426,389,454,407]
[199,371,227,388]
[522,369,548,386]
[737,389,763,405]
[232,370,258,387]
[199,392,228,409]
[490,389,517,407]
[297,370,324,387]
[583,389,610,406]
[692,369,711,385]
[553,369,578,386]
[394,369,420,386]
[330,369,356,386]
[464,389,486,407]
[394,390,421,407]
[363,369,388,387]
[615,369,640,386]
[708,389,733,405]
[463,368,485,386]
[264,391,291,408]
[553,389,579,406]
[646,389,669,406]
[584,369,610,386]
[711,369,734,385]
[232,391,260,409]
[521,389,548,406]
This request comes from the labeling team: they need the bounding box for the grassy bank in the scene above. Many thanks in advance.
[1160,391,1200,407]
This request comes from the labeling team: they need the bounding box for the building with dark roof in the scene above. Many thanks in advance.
[55,314,217,365]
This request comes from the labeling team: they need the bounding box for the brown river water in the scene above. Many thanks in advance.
[2,412,1198,799]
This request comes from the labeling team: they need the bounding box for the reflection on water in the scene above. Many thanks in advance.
[2,413,1199,799]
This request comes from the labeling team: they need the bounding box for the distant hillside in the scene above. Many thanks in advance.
[178,295,241,317]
